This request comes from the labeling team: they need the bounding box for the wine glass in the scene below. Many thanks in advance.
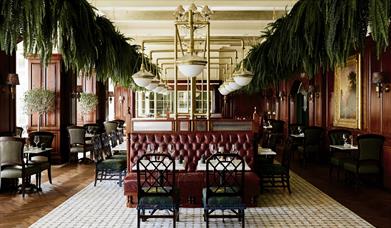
[297,126,302,134]
[34,136,40,148]
[342,134,348,145]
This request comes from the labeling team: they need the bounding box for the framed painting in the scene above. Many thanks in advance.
[333,54,361,129]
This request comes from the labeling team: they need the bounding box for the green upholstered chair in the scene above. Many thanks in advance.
[343,134,385,185]
[103,121,118,135]
[101,132,126,160]
[297,126,323,167]
[67,126,93,163]
[259,139,293,193]
[0,137,40,197]
[136,153,179,228]
[92,136,126,187]
[328,129,352,179]
[203,153,245,228]
[83,123,102,135]
[288,123,305,135]
[28,131,54,187]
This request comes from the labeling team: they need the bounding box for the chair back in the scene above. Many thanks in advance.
[28,131,54,148]
[67,126,86,145]
[114,119,125,128]
[104,121,118,134]
[288,123,305,134]
[205,153,244,200]
[328,129,352,145]
[281,139,293,169]
[83,123,102,135]
[271,120,285,134]
[136,153,175,198]
[15,127,23,137]
[110,131,118,148]
[0,137,25,166]
[117,131,124,144]
[357,134,385,161]
[91,136,104,163]
[303,126,323,146]
[101,133,112,157]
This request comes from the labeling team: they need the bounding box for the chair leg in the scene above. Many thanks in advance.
[21,176,26,198]
[281,174,285,189]
[286,174,292,194]
[137,209,140,228]
[205,209,209,228]
[242,209,245,228]
[173,210,176,228]
[94,169,98,187]
[118,172,122,187]
[48,166,52,184]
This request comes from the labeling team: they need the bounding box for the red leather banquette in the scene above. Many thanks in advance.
[124,132,260,207]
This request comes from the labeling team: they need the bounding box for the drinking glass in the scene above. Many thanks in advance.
[342,134,348,144]
[34,136,40,148]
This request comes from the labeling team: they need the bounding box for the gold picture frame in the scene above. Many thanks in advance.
[333,54,361,129]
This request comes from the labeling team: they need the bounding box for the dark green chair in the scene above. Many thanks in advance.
[28,131,54,187]
[328,129,352,179]
[288,123,305,135]
[297,126,323,167]
[343,134,385,186]
[15,127,23,137]
[92,136,126,187]
[0,137,40,197]
[67,126,93,163]
[136,153,179,228]
[83,123,102,135]
[203,153,245,228]
[104,121,118,135]
[102,132,126,160]
[259,139,293,193]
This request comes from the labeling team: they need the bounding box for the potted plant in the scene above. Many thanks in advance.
[79,92,98,116]
[24,88,55,131]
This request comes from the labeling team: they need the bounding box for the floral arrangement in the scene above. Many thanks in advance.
[24,88,55,115]
[79,92,98,115]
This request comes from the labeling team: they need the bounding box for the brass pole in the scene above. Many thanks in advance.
[207,21,211,122]
[174,25,178,121]
[188,9,196,121]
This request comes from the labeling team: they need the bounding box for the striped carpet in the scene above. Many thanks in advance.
[30,172,373,227]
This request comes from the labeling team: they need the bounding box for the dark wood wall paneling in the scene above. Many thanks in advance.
[0,51,16,136]
[76,75,96,125]
[114,86,130,121]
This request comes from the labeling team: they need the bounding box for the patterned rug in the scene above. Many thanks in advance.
[30,172,373,228]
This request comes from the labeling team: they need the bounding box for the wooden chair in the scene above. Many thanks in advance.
[343,134,385,186]
[136,153,179,228]
[0,137,40,197]
[328,129,352,179]
[92,135,126,187]
[259,139,293,193]
[67,126,93,163]
[28,131,54,187]
[203,153,246,228]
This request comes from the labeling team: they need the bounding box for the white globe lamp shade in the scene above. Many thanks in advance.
[145,77,159,91]
[153,83,165,93]
[223,82,234,93]
[132,64,154,87]
[218,85,229,95]
[233,62,254,86]
[227,79,241,91]
[177,54,207,78]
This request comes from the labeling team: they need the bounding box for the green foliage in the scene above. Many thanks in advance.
[24,88,55,115]
[79,92,98,115]
[245,0,390,93]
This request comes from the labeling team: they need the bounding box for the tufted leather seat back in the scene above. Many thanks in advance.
[129,132,254,172]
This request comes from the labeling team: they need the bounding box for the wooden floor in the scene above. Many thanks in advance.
[1,158,391,227]
[0,163,95,228]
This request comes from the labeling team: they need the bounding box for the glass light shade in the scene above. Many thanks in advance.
[145,77,159,90]
[223,82,234,93]
[177,54,207,78]
[227,78,241,91]
[153,82,165,93]
[159,88,168,95]
[132,65,154,87]
[218,85,229,95]
[233,63,254,86]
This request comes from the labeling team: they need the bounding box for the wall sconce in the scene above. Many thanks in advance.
[72,85,83,101]
[372,72,389,97]
[5,73,20,99]
[278,91,286,101]
[118,95,125,103]
[107,91,114,103]
[308,85,320,100]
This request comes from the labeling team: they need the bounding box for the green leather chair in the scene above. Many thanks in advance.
[0,137,40,197]
[103,121,118,135]
[297,126,323,167]
[67,126,93,163]
[343,134,385,186]
[328,129,352,179]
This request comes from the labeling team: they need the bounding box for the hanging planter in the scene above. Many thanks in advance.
[24,88,55,131]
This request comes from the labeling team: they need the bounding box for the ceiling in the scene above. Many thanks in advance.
[88,0,298,80]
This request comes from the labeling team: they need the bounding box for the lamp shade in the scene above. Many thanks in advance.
[372,72,385,84]
[6,73,19,85]
[177,54,207,78]
[132,64,154,87]
[223,82,234,93]
[218,85,229,95]
[153,81,165,93]
[233,62,254,86]
[145,77,159,91]
[227,78,241,91]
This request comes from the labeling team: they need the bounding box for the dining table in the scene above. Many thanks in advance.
[196,159,251,171]
[132,159,186,171]
[112,143,127,152]
[24,147,53,165]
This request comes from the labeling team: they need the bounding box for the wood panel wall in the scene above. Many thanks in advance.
[76,75,97,125]
[114,85,130,121]
[0,51,16,136]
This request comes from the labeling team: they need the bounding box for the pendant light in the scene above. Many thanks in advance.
[233,46,254,86]
[132,48,154,87]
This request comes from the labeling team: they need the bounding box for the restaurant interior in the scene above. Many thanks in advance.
[1,0,391,227]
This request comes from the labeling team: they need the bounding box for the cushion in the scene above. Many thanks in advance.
[138,195,175,209]
[97,159,126,170]
[30,156,48,162]
[1,165,40,178]
[343,161,380,174]
[202,188,245,209]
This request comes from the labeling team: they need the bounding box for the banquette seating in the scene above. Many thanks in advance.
[124,132,260,207]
